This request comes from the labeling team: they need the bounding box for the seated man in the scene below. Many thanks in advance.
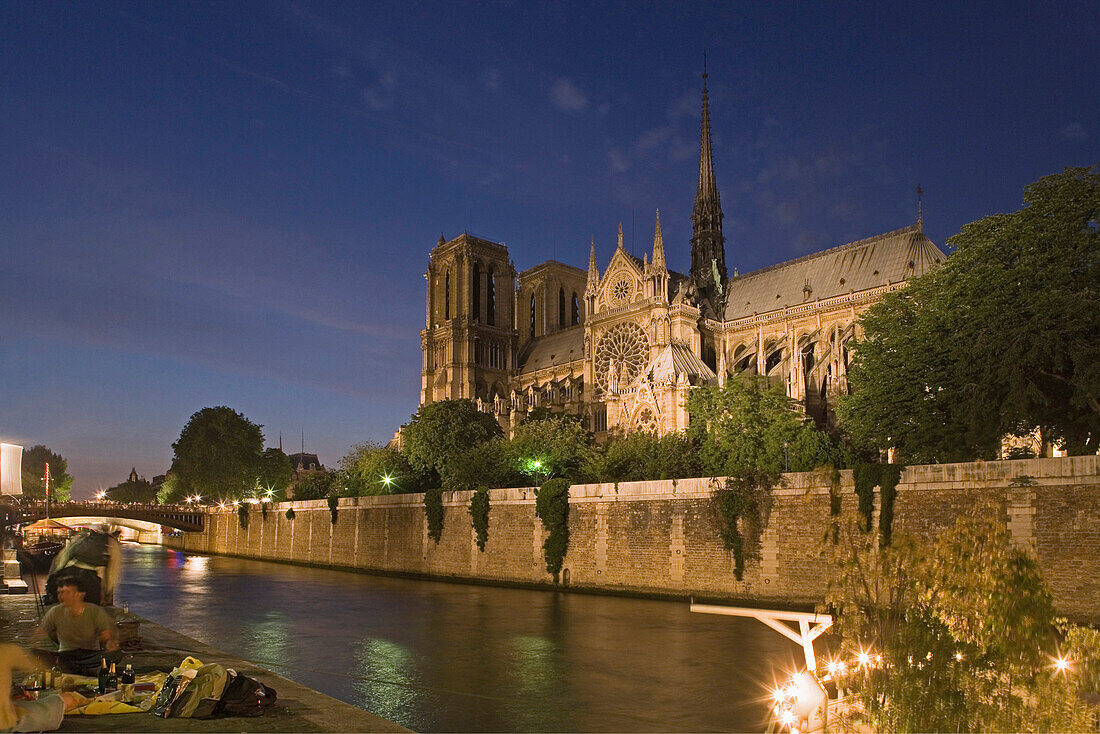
[35,577,121,675]
[0,643,86,733]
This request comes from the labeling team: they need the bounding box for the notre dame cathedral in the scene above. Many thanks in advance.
[419,75,947,437]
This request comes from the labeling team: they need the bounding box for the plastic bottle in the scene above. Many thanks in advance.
[97,658,109,695]
[120,663,135,703]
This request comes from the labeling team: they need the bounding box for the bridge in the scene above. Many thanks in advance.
[15,501,205,532]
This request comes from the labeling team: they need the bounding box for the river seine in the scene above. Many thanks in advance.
[116,543,805,732]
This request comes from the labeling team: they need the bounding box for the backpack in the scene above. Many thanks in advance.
[216,671,277,717]
[169,663,230,719]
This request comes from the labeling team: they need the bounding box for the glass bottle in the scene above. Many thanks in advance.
[97,658,109,695]
[120,663,135,703]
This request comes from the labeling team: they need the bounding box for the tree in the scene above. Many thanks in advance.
[20,445,73,501]
[444,439,524,492]
[841,166,1100,459]
[686,374,847,476]
[169,406,267,501]
[290,469,343,501]
[257,448,293,497]
[505,416,592,484]
[105,477,157,504]
[339,442,418,495]
[401,400,503,486]
[584,431,704,483]
[822,501,1099,732]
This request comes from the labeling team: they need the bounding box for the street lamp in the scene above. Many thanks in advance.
[783,441,789,472]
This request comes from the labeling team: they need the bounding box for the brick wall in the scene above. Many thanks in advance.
[165,457,1100,622]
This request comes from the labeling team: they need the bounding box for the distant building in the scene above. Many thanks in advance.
[288,453,323,477]
[420,74,947,436]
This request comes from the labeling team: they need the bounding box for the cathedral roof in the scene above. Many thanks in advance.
[722,224,947,321]
[518,326,584,372]
[634,342,717,387]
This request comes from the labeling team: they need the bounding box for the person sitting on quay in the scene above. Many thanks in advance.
[33,577,121,675]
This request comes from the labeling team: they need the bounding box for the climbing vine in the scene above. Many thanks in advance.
[852,463,879,532]
[878,464,904,547]
[535,478,570,580]
[711,472,776,581]
[424,486,444,542]
[285,507,295,520]
[851,463,905,545]
[469,486,490,551]
[327,495,339,524]
[237,503,249,529]
[261,502,268,520]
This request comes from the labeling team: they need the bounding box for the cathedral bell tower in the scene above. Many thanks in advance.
[421,234,517,416]
[689,69,728,313]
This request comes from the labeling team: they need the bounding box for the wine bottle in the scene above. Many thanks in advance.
[107,662,118,692]
[97,658,109,695]
[120,663,135,703]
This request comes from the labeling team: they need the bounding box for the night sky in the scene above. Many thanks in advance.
[2,2,1096,496]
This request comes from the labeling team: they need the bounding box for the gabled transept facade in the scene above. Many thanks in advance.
[419,74,948,437]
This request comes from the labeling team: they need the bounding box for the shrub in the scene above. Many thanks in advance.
[285,507,295,520]
[237,503,249,529]
[327,495,339,523]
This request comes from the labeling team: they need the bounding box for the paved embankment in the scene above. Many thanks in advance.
[0,596,410,733]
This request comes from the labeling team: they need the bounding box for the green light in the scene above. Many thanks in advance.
[531,460,542,470]
[380,473,394,487]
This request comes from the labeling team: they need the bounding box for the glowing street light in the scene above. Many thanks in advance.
[1053,655,1072,673]
[379,473,395,489]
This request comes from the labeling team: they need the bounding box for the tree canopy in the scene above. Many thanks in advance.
[840,166,1100,460]
[169,406,269,501]
[506,416,592,483]
[401,399,503,485]
[20,445,73,501]
[339,442,418,495]
[686,374,847,476]
[105,477,157,504]
[822,502,1099,731]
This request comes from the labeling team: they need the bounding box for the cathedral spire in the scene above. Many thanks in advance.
[616,222,624,250]
[586,237,599,295]
[652,209,665,268]
[690,65,728,306]
[917,183,924,232]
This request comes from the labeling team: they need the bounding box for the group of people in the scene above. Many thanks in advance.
[2,533,126,733]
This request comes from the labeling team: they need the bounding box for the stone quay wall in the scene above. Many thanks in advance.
[164,456,1100,622]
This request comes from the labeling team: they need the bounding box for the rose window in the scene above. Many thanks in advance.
[595,322,650,393]
[608,274,635,306]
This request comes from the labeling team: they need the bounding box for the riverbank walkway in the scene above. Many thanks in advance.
[0,596,410,732]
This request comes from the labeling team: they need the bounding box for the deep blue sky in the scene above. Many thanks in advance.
[2,2,1096,496]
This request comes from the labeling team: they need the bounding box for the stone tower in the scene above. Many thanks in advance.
[420,234,517,414]
[689,70,727,313]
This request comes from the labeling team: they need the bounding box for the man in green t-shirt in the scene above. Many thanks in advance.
[35,577,121,675]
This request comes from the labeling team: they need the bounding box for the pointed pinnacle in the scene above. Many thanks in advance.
[617,222,624,250]
[652,209,666,268]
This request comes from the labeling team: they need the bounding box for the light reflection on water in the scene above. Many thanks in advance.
[116,544,804,732]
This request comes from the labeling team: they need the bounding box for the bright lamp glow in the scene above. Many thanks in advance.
[1053,656,1072,673]
[380,473,394,487]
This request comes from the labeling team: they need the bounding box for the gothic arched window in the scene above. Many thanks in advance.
[472,262,481,322]
[559,288,566,328]
[445,271,451,321]
[571,293,579,325]
[487,268,496,326]
[529,295,536,338]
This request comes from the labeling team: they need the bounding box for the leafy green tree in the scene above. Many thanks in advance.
[584,431,704,483]
[841,166,1100,459]
[686,374,847,476]
[290,469,344,501]
[105,477,157,504]
[822,501,1099,732]
[20,445,73,501]
[169,406,267,501]
[257,448,293,496]
[340,442,418,495]
[157,474,183,504]
[444,439,524,492]
[506,416,592,483]
[401,400,503,486]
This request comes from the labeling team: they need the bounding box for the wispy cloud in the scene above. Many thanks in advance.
[1060,122,1088,141]
[478,67,501,92]
[549,78,588,112]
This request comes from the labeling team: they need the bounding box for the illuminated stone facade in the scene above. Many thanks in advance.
[420,77,947,436]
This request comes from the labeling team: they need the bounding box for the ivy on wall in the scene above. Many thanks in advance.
[237,503,249,529]
[469,486,490,552]
[851,463,905,545]
[424,487,444,542]
[285,507,295,520]
[711,473,775,581]
[535,478,570,580]
[261,502,268,520]
[327,495,339,524]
